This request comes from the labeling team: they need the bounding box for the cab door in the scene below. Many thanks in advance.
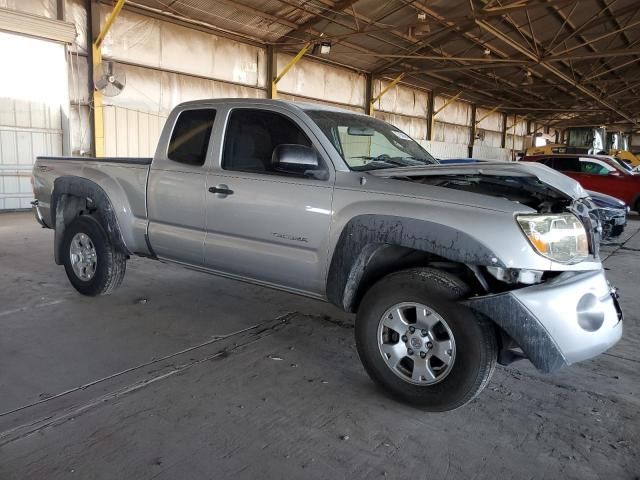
[147,107,217,265]
[203,106,334,295]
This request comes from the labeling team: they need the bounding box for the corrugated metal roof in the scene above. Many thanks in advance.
[131,0,640,128]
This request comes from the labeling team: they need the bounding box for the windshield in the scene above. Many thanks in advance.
[306,110,438,171]
[612,157,634,173]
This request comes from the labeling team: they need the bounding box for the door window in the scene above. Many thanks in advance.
[579,159,614,176]
[167,109,216,166]
[222,109,314,174]
[551,157,580,172]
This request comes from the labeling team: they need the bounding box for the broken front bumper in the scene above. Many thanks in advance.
[464,269,622,373]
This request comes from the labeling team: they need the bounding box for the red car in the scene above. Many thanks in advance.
[522,154,640,213]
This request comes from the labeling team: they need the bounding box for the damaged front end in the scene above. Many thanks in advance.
[464,270,623,372]
[368,163,622,372]
[374,162,622,244]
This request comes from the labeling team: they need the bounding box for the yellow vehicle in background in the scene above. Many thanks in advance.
[525,127,640,168]
[607,131,640,167]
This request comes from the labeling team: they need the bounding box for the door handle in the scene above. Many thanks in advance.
[208,184,234,197]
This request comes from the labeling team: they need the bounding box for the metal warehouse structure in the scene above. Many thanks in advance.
[0,0,639,209]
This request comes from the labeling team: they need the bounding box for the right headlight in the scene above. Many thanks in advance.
[516,213,589,263]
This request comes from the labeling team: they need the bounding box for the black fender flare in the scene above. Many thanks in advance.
[51,176,129,264]
[326,214,506,312]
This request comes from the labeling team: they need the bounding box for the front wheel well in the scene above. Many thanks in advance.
[348,245,485,313]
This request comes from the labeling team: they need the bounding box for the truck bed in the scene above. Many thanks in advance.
[32,155,152,255]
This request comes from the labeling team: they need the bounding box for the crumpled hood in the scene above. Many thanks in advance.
[368,161,588,200]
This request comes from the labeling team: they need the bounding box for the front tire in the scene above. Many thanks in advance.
[355,268,497,411]
[62,215,126,296]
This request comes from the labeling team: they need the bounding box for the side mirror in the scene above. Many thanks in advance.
[272,144,326,179]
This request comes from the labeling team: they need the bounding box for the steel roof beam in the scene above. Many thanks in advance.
[476,19,638,125]
[546,47,640,61]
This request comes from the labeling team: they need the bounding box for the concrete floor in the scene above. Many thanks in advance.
[1,211,639,480]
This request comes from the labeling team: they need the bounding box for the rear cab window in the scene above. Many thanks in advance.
[168,109,216,166]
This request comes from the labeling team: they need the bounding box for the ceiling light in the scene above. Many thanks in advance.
[319,40,331,55]
[483,47,491,56]
[312,40,332,55]
[418,12,427,21]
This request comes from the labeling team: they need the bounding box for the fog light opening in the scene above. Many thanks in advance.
[576,293,605,332]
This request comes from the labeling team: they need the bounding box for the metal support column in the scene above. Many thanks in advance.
[469,104,477,158]
[56,0,64,20]
[426,91,434,141]
[501,113,507,148]
[365,73,374,116]
[266,44,276,99]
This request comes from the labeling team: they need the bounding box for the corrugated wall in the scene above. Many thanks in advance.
[11,0,537,165]
[276,54,365,110]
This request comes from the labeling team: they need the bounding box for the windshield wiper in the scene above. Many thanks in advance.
[350,156,409,167]
[403,156,437,165]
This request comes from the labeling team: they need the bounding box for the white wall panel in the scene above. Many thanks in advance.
[210,35,265,87]
[373,80,428,117]
[374,111,427,142]
[476,108,502,132]
[0,0,56,19]
[472,145,510,161]
[100,6,265,88]
[506,134,525,152]
[64,0,87,53]
[98,61,265,157]
[68,51,89,104]
[277,94,363,112]
[276,54,365,107]
[427,141,469,159]
[103,106,166,158]
[434,97,471,126]
[434,122,470,145]
[103,63,164,113]
[161,23,213,77]
[69,105,90,154]
[475,130,502,148]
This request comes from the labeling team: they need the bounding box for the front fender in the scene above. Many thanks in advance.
[326,214,505,311]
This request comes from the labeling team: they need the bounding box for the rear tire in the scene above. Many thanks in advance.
[355,268,497,411]
[62,215,126,296]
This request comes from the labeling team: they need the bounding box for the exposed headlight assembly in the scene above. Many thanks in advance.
[516,213,589,263]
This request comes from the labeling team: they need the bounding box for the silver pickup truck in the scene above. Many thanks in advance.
[32,99,623,411]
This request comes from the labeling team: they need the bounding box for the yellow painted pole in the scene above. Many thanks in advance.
[369,73,405,115]
[94,0,126,48]
[272,42,312,99]
[92,0,126,157]
[475,104,502,126]
[431,91,463,139]
[93,44,105,157]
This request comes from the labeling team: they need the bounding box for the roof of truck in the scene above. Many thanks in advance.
[174,98,366,115]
